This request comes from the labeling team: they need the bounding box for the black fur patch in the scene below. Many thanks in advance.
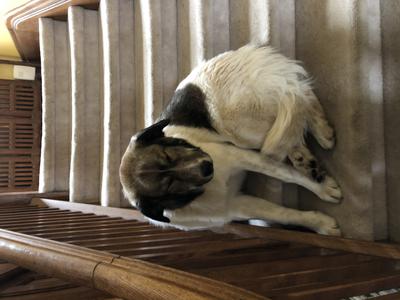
[153,137,200,149]
[308,160,317,168]
[160,84,214,131]
[311,167,326,183]
[136,119,170,145]
[137,200,170,223]
[137,189,204,223]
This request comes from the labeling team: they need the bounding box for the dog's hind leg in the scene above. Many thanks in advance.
[288,144,342,202]
[230,194,341,236]
[306,91,335,149]
[230,145,342,203]
[288,144,327,183]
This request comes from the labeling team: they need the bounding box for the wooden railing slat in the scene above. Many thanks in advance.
[280,272,400,300]
[225,223,400,260]
[166,246,325,271]
[0,229,268,300]
[236,259,397,295]
[2,217,124,229]
[0,213,107,226]
[193,253,373,282]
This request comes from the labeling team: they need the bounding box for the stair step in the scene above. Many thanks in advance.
[36,0,400,242]
[99,0,136,207]
[68,6,101,204]
[38,18,71,193]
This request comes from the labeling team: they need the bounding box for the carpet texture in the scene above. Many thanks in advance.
[381,0,400,243]
[295,0,387,240]
[100,0,136,207]
[68,6,101,204]
[38,0,399,242]
[39,18,71,193]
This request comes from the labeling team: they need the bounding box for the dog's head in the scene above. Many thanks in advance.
[120,119,214,223]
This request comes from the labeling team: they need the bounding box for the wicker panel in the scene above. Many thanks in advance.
[0,80,40,193]
[0,122,10,150]
[14,159,34,189]
[0,157,36,192]
[0,161,9,189]
[15,83,35,113]
[0,82,10,112]
[0,80,40,118]
[0,119,38,152]
[15,122,34,149]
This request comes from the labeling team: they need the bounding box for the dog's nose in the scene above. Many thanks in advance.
[201,161,213,177]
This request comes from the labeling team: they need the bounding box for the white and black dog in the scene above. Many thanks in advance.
[120,45,342,236]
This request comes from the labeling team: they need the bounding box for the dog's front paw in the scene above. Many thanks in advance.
[307,211,341,236]
[318,176,343,203]
[313,120,336,150]
[319,126,335,150]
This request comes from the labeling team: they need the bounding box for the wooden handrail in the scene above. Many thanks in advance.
[0,229,268,300]
[5,0,100,62]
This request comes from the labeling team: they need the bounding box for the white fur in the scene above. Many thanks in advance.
[160,128,341,235]
[143,45,341,236]
[178,45,312,159]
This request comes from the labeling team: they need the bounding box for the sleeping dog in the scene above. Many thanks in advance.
[120,45,342,236]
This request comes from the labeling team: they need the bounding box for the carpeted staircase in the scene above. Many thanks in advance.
[37,0,400,243]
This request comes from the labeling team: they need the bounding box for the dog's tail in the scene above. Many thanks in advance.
[261,92,306,160]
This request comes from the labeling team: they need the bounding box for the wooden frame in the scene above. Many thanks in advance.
[0,59,40,68]
[5,0,100,62]
[0,79,41,192]
[0,228,266,300]
[0,191,68,204]
[1,198,400,299]
[225,223,400,260]
[28,198,400,261]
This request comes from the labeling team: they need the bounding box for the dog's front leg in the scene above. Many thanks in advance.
[230,194,341,236]
[230,147,342,203]
[163,194,230,230]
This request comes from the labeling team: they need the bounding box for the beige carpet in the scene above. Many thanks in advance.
[38,0,400,242]
[68,6,101,204]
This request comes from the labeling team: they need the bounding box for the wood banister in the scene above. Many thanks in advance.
[0,228,268,300]
[5,0,100,62]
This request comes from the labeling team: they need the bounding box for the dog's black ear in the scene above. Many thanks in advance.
[137,198,170,223]
[162,188,204,210]
[136,119,170,145]
[137,188,203,222]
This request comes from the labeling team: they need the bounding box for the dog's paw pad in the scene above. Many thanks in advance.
[310,167,326,183]
[291,151,304,162]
